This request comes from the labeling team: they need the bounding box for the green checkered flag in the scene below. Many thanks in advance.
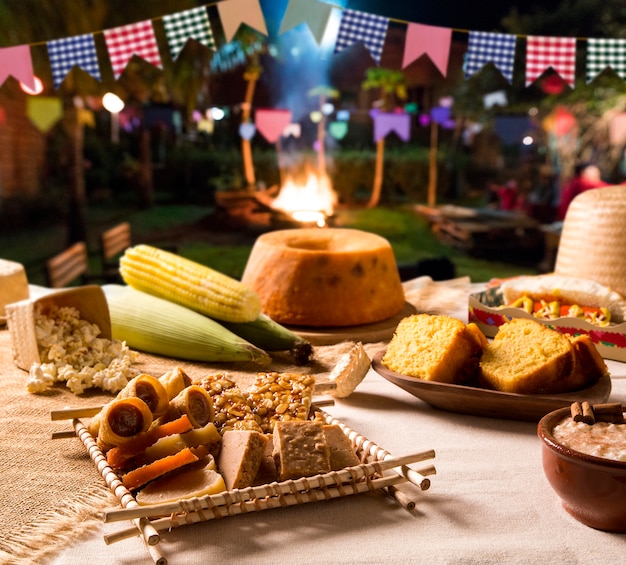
[163,6,215,60]
[587,38,626,83]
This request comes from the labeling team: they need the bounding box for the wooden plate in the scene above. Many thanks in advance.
[372,349,612,422]
[289,302,416,346]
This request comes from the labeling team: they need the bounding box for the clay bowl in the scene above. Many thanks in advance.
[537,406,626,533]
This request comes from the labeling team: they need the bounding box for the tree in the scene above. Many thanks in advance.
[307,85,340,180]
[362,67,407,208]
[210,30,270,190]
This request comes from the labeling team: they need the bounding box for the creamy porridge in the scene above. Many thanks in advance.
[553,416,626,462]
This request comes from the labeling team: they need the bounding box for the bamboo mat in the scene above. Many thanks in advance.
[0,276,473,565]
[0,329,366,565]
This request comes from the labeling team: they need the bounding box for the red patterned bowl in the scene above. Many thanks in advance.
[537,406,626,533]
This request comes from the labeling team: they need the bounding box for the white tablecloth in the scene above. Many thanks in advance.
[44,280,626,565]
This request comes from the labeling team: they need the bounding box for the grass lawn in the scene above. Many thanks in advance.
[1,202,540,286]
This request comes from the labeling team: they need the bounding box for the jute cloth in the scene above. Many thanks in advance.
[0,277,471,565]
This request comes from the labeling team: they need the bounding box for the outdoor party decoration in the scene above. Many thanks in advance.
[47,34,101,89]
[217,0,268,43]
[483,90,508,109]
[402,23,452,76]
[329,121,348,140]
[162,6,215,60]
[254,108,292,143]
[26,96,63,132]
[279,0,334,45]
[371,111,410,142]
[4,0,626,103]
[526,36,576,88]
[334,9,389,65]
[0,45,36,90]
[465,31,517,83]
[586,38,626,83]
[103,20,162,80]
[239,122,256,140]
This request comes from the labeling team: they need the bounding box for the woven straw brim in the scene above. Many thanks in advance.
[555,184,626,298]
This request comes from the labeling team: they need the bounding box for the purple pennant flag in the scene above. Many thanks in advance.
[334,9,389,64]
[372,111,410,142]
[47,34,101,88]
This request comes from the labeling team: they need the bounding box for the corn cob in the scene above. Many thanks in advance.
[102,284,270,365]
[119,244,261,323]
[221,313,314,365]
[199,373,262,434]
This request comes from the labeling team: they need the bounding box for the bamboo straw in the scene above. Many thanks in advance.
[51,406,102,420]
[386,464,437,511]
[317,408,435,491]
[102,451,433,523]
[104,473,406,545]
[72,418,164,559]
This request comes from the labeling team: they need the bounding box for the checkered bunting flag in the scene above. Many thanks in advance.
[163,6,215,61]
[526,36,576,87]
[334,9,389,65]
[104,20,162,80]
[47,34,101,89]
[587,38,626,83]
[464,31,516,83]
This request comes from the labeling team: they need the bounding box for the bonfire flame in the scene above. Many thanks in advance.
[271,171,337,227]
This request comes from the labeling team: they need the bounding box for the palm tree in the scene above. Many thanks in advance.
[362,68,407,208]
[307,85,339,180]
[211,31,268,190]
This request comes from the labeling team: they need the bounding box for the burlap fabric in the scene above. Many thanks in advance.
[0,277,472,565]
[0,330,370,565]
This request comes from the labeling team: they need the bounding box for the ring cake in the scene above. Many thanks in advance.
[240,228,405,327]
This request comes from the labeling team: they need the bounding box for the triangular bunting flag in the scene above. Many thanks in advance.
[279,0,334,44]
[334,9,389,65]
[465,31,517,83]
[526,36,576,87]
[255,108,292,143]
[163,7,215,60]
[217,0,268,43]
[47,34,101,89]
[402,23,452,76]
[371,111,410,142]
[26,97,63,132]
[104,20,162,80]
[586,38,626,83]
[0,45,35,90]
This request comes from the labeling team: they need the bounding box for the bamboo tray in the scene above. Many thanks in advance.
[58,407,436,565]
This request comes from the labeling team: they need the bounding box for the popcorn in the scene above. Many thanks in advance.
[27,304,140,395]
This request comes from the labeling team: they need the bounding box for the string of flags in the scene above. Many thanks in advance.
[3,0,624,142]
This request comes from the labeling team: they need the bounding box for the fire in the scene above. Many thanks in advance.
[271,171,337,228]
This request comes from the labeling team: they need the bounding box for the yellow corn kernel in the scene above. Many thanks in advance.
[119,244,261,323]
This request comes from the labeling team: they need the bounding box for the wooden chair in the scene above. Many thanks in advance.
[99,222,131,281]
[45,242,93,288]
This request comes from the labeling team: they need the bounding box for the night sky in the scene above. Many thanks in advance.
[261,0,568,34]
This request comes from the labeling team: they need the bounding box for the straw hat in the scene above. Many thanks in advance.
[555,184,626,298]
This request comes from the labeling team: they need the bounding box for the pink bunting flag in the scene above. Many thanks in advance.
[0,45,35,90]
[217,0,268,43]
[402,23,452,76]
[526,36,576,88]
[255,108,292,143]
[104,20,162,80]
[371,111,411,143]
